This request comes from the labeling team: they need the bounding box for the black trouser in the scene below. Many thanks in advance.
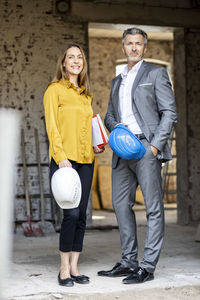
[50,159,94,252]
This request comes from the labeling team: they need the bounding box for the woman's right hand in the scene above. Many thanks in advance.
[59,159,72,168]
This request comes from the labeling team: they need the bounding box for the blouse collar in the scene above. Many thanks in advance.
[62,79,86,94]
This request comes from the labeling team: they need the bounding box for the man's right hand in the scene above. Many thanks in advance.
[59,159,72,168]
[114,123,128,127]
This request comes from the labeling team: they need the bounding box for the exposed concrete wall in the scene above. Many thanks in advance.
[0,0,88,220]
[90,37,173,165]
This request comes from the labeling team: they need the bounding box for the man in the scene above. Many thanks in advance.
[98,28,177,284]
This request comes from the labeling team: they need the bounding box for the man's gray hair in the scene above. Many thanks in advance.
[122,27,148,45]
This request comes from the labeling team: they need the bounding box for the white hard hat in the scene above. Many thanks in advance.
[51,167,82,209]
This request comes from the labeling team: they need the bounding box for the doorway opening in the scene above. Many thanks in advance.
[88,23,177,226]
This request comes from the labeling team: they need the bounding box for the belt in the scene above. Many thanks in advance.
[134,133,146,140]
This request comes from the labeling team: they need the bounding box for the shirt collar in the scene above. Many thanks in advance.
[121,59,143,78]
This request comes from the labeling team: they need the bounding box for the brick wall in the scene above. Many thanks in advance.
[0,0,88,221]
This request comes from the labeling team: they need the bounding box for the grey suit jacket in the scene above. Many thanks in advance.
[104,61,177,168]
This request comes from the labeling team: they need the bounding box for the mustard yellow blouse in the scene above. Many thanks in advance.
[43,79,94,165]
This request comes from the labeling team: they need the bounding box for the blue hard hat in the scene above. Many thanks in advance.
[109,124,146,160]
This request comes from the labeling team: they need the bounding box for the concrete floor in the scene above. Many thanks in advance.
[3,209,200,300]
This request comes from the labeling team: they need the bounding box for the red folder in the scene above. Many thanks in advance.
[92,114,108,148]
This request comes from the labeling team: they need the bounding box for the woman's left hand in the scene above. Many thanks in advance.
[93,146,105,154]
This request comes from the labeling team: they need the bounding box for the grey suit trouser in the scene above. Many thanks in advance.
[112,139,164,273]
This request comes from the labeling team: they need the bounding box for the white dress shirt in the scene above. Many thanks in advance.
[119,60,143,134]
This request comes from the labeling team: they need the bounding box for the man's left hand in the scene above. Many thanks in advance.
[150,145,158,157]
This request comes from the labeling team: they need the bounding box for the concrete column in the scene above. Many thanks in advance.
[185,29,200,222]
[174,28,200,223]
[174,28,189,224]
[0,109,20,299]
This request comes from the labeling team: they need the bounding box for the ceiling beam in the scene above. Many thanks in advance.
[67,1,200,28]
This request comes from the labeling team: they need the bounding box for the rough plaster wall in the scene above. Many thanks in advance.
[89,37,173,165]
[186,29,200,221]
[0,0,88,221]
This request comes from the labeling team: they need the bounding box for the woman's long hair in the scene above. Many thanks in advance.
[51,43,91,96]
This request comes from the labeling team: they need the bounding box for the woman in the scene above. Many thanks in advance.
[43,43,104,287]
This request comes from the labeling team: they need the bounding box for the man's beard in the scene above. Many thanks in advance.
[127,53,143,62]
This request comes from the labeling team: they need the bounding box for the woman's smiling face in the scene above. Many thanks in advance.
[63,46,83,77]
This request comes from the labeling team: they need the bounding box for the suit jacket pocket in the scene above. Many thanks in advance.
[138,83,153,86]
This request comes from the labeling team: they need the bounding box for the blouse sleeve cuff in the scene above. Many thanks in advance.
[53,151,68,165]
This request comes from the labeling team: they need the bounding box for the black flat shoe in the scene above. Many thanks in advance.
[97,262,133,277]
[71,274,90,284]
[122,267,154,284]
[58,273,74,287]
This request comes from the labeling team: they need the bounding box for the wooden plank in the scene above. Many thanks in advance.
[98,165,112,210]
[92,157,101,210]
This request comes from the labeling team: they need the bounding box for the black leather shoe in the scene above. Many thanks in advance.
[97,262,133,277]
[122,267,154,284]
[58,273,74,287]
[71,274,90,284]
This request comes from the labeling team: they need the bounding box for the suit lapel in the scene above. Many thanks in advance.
[131,61,152,141]
[112,75,122,121]
[131,61,148,98]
